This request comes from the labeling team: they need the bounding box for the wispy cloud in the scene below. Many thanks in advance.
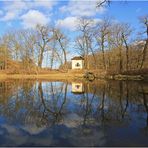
[56,0,104,31]
[56,16,78,31]
[0,0,57,23]
[0,1,28,21]
[59,0,106,17]
[21,10,50,28]
[56,16,102,31]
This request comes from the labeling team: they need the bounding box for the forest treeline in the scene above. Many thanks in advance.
[0,15,148,74]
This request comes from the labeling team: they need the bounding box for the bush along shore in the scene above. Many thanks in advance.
[104,74,146,81]
[85,70,148,81]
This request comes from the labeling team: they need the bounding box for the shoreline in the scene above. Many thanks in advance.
[0,73,148,81]
[0,73,84,81]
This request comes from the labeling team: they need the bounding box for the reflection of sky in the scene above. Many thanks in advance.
[0,122,106,147]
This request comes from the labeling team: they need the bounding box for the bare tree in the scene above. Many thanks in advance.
[110,23,132,73]
[96,0,127,8]
[76,18,96,69]
[96,0,111,7]
[0,34,14,70]
[121,24,132,71]
[139,15,148,69]
[36,24,52,68]
[53,28,68,69]
[18,29,37,71]
[95,17,111,70]
[6,32,20,61]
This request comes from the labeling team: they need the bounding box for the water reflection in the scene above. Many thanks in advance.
[72,82,84,94]
[0,80,148,146]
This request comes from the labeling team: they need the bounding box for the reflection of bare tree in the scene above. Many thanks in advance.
[96,85,106,124]
[93,81,131,124]
[38,82,68,126]
[120,81,129,119]
[0,81,18,104]
[81,83,97,126]
[100,85,105,123]
[0,80,37,123]
[141,85,148,128]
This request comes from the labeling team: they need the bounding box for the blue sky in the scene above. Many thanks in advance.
[0,0,147,37]
[107,1,148,30]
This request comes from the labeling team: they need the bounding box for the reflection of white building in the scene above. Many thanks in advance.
[71,56,84,70]
[72,82,84,94]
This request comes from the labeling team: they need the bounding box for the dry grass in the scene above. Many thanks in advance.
[0,70,84,80]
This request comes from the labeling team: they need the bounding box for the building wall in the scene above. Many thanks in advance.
[72,60,84,69]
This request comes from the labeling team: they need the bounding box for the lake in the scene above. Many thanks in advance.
[0,79,148,146]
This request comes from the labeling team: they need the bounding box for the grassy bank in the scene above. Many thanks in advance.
[0,73,84,81]
[0,69,148,81]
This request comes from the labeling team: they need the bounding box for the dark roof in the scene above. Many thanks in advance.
[71,56,84,60]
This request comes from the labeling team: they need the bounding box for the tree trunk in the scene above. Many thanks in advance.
[101,35,106,70]
[119,46,123,73]
[38,50,44,68]
[140,39,148,69]
[122,34,129,71]
[140,23,148,69]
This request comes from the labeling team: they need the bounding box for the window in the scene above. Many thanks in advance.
[75,85,80,89]
[75,63,80,67]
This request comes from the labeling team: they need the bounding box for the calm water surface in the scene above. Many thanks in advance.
[0,79,148,146]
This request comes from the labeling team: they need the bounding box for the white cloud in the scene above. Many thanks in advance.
[60,0,106,17]
[56,16,78,31]
[0,0,57,22]
[0,2,25,22]
[32,0,57,9]
[21,10,50,29]
[93,18,102,24]
[0,1,27,21]
[3,1,27,12]
[3,0,57,11]
[56,17,102,31]
[0,11,17,21]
